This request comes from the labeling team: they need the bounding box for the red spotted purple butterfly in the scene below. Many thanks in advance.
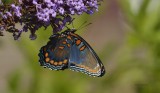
[38,28,105,77]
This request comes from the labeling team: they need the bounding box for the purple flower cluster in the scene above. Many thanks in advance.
[0,0,101,40]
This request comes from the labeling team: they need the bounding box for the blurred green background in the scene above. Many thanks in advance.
[0,0,160,93]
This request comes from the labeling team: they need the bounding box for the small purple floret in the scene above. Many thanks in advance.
[0,0,102,40]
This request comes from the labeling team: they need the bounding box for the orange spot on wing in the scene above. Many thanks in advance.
[92,69,97,73]
[77,64,99,73]
[76,40,81,45]
[59,46,64,49]
[63,59,68,64]
[70,33,79,37]
[67,44,71,47]
[80,45,86,51]
[45,58,50,62]
[50,60,54,64]
[62,41,67,44]
[54,62,58,65]
[67,35,72,40]
[45,53,48,57]
[58,62,63,65]
[81,65,85,68]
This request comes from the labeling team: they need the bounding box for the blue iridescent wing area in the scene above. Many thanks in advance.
[68,33,105,77]
[38,34,70,70]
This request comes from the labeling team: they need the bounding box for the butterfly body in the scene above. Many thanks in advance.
[39,29,105,77]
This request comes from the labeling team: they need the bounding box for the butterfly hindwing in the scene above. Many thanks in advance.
[39,34,70,70]
[68,32,105,77]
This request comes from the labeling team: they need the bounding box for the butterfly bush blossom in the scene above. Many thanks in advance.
[0,0,101,40]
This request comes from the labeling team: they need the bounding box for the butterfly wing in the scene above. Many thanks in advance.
[68,33,105,77]
[39,34,70,70]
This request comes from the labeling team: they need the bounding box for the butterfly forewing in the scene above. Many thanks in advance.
[68,32,105,77]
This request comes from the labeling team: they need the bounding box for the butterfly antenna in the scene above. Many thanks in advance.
[65,25,70,30]
[68,20,92,32]
[71,18,75,29]
[77,22,92,31]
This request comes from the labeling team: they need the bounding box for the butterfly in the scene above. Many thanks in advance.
[38,28,105,77]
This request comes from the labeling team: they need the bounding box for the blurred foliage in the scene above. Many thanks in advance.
[1,0,160,93]
[119,0,160,93]
[1,0,13,4]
